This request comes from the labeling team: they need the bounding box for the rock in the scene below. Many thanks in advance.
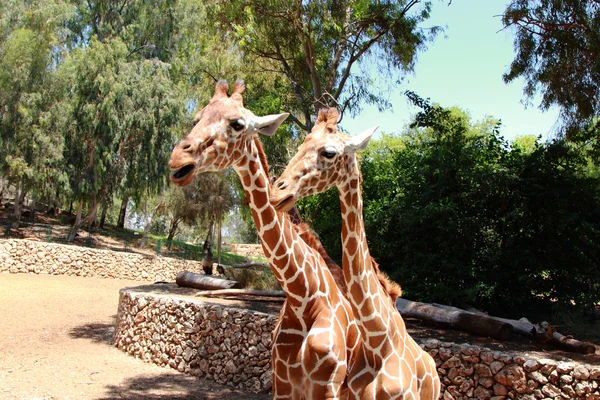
[528,370,548,384]
[474,363,493,378]
[573,365,590,380]
[522,359,540,372]
[442,356,462,369]
[541,383,561,398]
[490,360,504,375]
[495,364,527,394]
[493,383,508,396]
[473,385,492,400]
[556,362,573,374]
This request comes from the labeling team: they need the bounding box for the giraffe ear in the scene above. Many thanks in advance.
[345,126,378,153]
[249,113,290,136]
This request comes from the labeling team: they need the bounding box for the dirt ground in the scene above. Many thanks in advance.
[1,274,598,400]
[0,273,271,400]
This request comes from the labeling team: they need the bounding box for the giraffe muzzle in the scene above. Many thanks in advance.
[169,163,195,186]
[270,193,296,213]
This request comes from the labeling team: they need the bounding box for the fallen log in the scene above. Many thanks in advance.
[397,299,597,354]
[396,298,513,341]
[479,315,596,355]
[176,270,238,290]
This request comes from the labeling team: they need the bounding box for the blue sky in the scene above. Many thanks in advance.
[343,0,560,142]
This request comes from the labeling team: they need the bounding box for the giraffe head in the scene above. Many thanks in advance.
[270,108,377,212]
[168,79,289,186]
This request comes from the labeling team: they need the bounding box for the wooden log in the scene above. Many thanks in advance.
[485,316,596,354]
[397,299,597,354]
[396,298,513,341]
[549,330,596,354]
[176,270,238,290]
[196,289,286,298]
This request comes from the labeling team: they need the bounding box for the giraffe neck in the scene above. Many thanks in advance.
[233,138,326,304]
[338,157,399,349]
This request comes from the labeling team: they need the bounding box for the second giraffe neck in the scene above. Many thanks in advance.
[338,160,371,281]
[338,158,393,336]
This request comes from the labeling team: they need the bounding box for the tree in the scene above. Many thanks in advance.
[114,59,184,228]
[502,0,600,134]
[0,0,74,224]
[162,171,237,243]
[299,93,600,318]
[214,0,441,131]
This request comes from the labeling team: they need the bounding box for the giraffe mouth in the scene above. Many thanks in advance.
[271,194,296,213]
[170,164,196,186]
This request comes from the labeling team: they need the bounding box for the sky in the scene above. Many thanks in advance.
[343,0,561,142]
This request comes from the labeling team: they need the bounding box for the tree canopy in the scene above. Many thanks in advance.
[502,0,600,135]
[214,0,441,130]
[299,95,600,317]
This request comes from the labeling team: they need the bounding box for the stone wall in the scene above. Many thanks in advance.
[114,286,600,398]
[114,285,275,393]
[0,238,207,281]
[423,340,600,399]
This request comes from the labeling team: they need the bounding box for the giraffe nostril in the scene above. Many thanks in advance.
[276,180,288,190]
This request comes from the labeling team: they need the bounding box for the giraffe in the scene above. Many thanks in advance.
[168,80,362,399]
[270,108,441,399]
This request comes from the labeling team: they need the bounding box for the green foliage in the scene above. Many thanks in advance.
[502,0,600,134]
[0,1,74,206]
[213,0,441,130]
[300,94,600,318]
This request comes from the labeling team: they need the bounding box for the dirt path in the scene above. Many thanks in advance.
[0,273,271,400]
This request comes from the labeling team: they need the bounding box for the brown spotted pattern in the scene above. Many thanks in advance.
[169,81,363,400]
[270,109,441,399]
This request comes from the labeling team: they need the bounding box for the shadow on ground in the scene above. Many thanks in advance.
[69,316,116,344]
[96,372,270,400]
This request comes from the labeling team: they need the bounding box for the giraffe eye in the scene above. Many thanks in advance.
[321,148,337,159]
[230,119,245,131]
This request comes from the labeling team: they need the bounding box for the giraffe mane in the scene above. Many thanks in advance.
[252,135,270,178]
[354,152,401,302]
[294,222,348,294]
[370,257,402,302]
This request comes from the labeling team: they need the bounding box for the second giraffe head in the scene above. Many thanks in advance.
[270,108,378,212]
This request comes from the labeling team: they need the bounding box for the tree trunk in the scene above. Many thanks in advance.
[140,202,161,248]
[68,200,99,242]
[167,218,180,242]
[116,195,129,229]
[87,201,98,231]
[12,180,21,227]
[176,270,238,290]
[30,193,36,223]
[12,182,27,228]
[0,176,4,203]
[216,205,222,266]
[99,203,108,228]
[395,298,513,341]
[67,200,84,242]
[203,215,215,251]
